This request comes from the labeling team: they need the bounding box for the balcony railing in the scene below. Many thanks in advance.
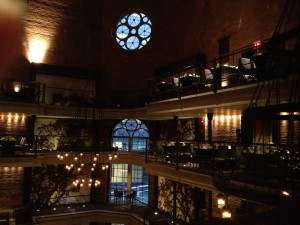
[0,134,299,203]
[1,133,298,175]
[0,81,45,103]
[148,29,299,102]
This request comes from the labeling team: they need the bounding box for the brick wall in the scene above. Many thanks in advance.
[0,167,24,207]
[208,115,241,142]
[2,0,299,107]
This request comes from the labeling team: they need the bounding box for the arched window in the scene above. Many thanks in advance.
[112,119,149,152]
[111,119,149,205]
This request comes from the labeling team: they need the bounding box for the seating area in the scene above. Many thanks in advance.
[147,141,293,176]
[114,189,137,205]
[150,57,259,100]
[149,34,299,101]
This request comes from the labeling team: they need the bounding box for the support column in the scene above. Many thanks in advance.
[207,113,213,143]
[194,117,205,142]
[194,187,205,222]
[26,115,35,150]
[127,164,132,193]
[22,167,32,205]
[272,113,280,145]
[241,113,253,146]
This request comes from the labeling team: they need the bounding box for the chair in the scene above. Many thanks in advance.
[126,190,137,205]
[172,77,179,88]
[238,57,257,83]
[204,69,214,89]
[114,189,124,202]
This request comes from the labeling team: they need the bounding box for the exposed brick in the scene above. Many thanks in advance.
[0,167,24,207]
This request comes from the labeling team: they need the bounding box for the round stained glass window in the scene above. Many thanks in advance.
[115,12,152,50]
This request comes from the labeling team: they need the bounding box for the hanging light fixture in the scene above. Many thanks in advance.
[56,80,118,189]
[58,150,117,188]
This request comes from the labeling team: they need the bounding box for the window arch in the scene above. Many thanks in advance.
[112,119,149,152]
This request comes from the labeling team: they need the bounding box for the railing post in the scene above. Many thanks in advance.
[173,116,179,169]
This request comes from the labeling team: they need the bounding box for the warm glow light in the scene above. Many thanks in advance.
[0,112,26,125]
[14,113,19,123]
[217,198,226,209]
[21,114,26,123]
[217,193,226,209]
[7,113,12,125]
[13,82,21,92]
[221,80,228,87]
[280,112,289,115]
[220,115,225,123]
[28,38,47,63]
[282,190,290,196]
[222,210,232,218]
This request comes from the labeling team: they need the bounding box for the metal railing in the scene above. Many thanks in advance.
[148,29,299,102]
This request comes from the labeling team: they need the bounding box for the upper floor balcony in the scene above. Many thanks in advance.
[0,29,299,120]
[147,29,299,118]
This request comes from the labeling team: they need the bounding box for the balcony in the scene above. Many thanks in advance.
[147,29,299,118]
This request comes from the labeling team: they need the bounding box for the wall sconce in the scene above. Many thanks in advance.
[28,38,47,63]
[221,205,232,218]
[13,81,22,92]
[217,193,226,209]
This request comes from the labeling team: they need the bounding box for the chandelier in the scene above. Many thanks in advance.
[57,151,117,187]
